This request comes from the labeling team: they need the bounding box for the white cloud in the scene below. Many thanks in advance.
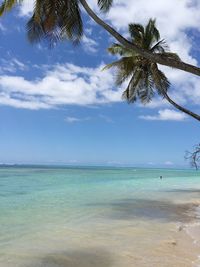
[0,58,199,114]
[18,0,34,17]
[138,97,169,109]
[0,63,123,109]
[69,1,200,110]
[5,0,200,114]
[103,0,200,51]
[164,161,174,166]
[147,162,155,166]
[85,27,93,36]
[18,1,200,65]
[0,95,50,109]
[65,116,90,123]
[99,114,113,123]
[88,0,200,108]
[0,23,6,32]
[19,0,200,65]
[0,58,27,74]
[82,35,98,53]
[139,109,187,121]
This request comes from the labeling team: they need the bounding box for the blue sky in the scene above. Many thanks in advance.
[0,0,200,167]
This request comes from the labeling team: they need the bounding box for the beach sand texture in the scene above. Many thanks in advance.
[0,167,200,267]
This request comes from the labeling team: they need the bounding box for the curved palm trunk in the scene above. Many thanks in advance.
[80,0,200,77]
[80,0,200,121]
[162,91,200,121]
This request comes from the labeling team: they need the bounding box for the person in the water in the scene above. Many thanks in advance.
[160,176,163,179]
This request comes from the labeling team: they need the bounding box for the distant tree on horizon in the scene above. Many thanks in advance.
[185,144,200,170]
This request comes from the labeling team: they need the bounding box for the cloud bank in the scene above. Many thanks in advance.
[0,63,123,109]
[1,0,200,122]
[139,109,187,121]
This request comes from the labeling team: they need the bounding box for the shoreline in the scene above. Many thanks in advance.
[1,167,200,267]
[175,202,200,267]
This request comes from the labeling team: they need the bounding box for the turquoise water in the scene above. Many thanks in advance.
[0,166,200,267]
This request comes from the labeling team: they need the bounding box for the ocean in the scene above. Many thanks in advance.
[0,166,200,267]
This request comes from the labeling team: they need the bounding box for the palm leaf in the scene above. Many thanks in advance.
[150,39,168,53]
[0,0,22,16]
[159,52,181,61]
[122,69,143,103]
[115,67,133,85]
[60,0,83,43]
[26,0,83,44]
[97,0,113,12]
[104,18,176,104]
[150,63,170,95]
[27,15,44,43]
[146,19,160,42]
[122,75,136,102]
[107,43,134,56]
[104,18,181,106]
[129,23,144,44]
[143,18,160,49]
[102,59,124,71]
[138,71,154,103]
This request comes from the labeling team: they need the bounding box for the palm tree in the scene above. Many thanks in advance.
[0,0,113,44]
[1,0,200,77]
[103,19,200,121]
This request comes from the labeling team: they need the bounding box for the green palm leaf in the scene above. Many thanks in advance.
[159,52,181,61]
[122,69,143,103]
[26,0,83,44]
[97,0,113,12]
[129,23,144,45]
[150,63,170,95]
[145,19,160,43]
[150,39,168,53]
[104,18,181,105]
[0,0,22,16]
[107,43,134,56]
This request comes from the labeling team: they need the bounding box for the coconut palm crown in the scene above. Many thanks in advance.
[0,0,113,44]
[104,19,180,104]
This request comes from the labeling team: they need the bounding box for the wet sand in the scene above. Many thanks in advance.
[1,200,200,267]
[1,167,200,267]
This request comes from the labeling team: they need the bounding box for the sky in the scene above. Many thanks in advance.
[0,0,200,167]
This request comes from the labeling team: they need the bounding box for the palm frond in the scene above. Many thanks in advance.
[138,71,154,103]
[122,75,136,103]
[103,56,139,88]
[159,52,181,61]
[129,23,144,45]
[146,19,160,41]
[97,0,113,12]
[105,18,180,106]
[116,58,137,85]
[60,0,83,43]
[122,69,143,103]
[115,69,132,85]
[143,18,160,49]
[107,43,135,56]
[26,0,83,44]
[104,56,139,71]
[150,39,168,53]
[27,15,44,43]
[150,63,170,95]
[0,0,22,16]
[102,59,124,70]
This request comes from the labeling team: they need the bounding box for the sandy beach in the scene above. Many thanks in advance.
[0,167,200,267]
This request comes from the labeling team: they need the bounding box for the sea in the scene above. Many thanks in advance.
[0,166,200,267]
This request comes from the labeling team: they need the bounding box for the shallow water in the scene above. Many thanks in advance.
[0,166,200,267]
